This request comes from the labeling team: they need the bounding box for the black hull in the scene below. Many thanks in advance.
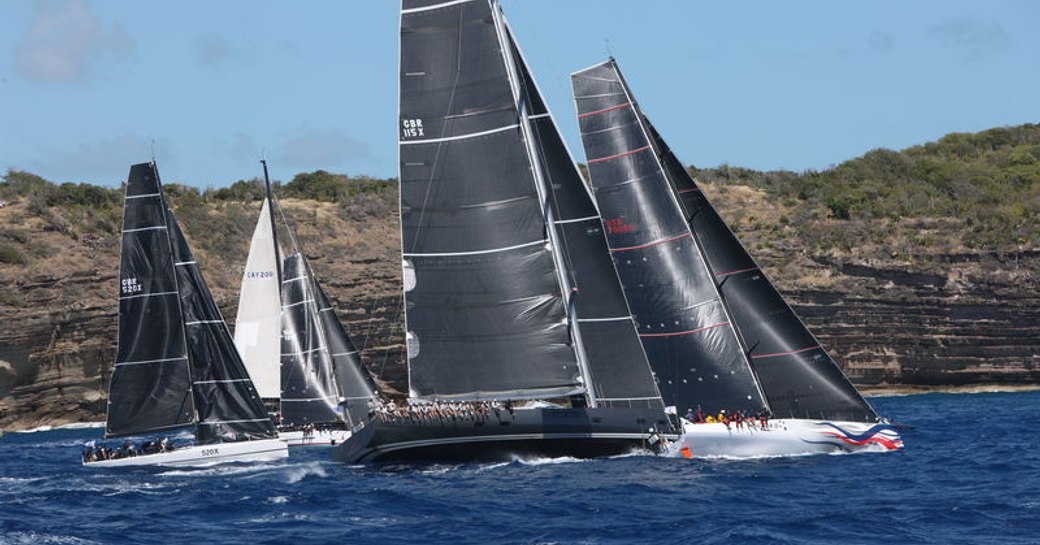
[332,407,671,463]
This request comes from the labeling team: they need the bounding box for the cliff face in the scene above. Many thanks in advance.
[1,184,1038,431]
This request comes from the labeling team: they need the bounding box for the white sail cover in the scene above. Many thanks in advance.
[234,198,282,399]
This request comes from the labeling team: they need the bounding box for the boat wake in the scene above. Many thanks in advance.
[15,422,105,434]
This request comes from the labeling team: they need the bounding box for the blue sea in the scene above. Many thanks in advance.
[1,391,1038,545]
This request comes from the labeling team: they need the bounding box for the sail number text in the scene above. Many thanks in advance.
[201,448,219,456]
[402,118,425,139]
[245,270,275,279]
[120,277,142,294]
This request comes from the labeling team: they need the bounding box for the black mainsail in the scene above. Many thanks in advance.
[573,58,879,422]
[107,162,276,443]
[571,60,768,416]
[399,0,582,400]
[646,114,878,422]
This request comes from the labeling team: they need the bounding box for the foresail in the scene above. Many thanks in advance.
[572,60,767,416]
[279,254,342,426]
[399,0,581,400]
[311,268,379,428]
[106,162,194,438]
[167,209,277,444]
[505,26,663,410]
[233,198,282,400]
[647,123,878,422]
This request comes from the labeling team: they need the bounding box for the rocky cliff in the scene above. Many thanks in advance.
[1,158,1038,430]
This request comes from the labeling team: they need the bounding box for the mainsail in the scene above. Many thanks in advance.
[107,163,194,438]
[572,60,768,416]
[399,0,582,400]
[646,114,878,422]
[107,162,276,443]
[233,198,282,401]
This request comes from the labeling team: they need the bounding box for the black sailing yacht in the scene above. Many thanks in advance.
[234,161,381,448]
[570,58,902,456]
[88,162,287,467]
[333,0,670,463]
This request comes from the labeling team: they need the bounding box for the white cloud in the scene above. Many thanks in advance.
[13,0,136,84]
[32,134,171,180]
[275,127,372,168]
[929,17,1012,58]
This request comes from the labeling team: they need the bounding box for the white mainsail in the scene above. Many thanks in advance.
[234,198,282,400]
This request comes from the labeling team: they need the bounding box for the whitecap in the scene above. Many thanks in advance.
[266,495,289,504]
[511,455,586,466]
[284,462,328,484]
[0,531,102,544]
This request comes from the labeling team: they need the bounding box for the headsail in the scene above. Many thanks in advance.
[279,254,343,426]
[106,163,194,438]
[167,202,277,443]
[503,24,663,410]
[646,121,878,422]
[233,198,282,401]
[572,60,768,416]
[311,270,379,428]
[399,0,582,400]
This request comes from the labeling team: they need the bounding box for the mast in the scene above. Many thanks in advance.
[261,159,284,289]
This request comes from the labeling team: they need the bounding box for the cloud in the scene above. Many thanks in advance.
[32,133,171,181]
[13,0,136,84]
[867,31,894,54]
[275,127,373,168]
[928,17,1012,58]
[194,33,234,68]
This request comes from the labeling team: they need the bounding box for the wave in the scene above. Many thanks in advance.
[284,462,328,484]
[14,422,105,434]
[0,531,103,545]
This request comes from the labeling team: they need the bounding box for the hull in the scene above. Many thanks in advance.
[665,418,904,459]
[279,429,352,448]
[83,438,288,468]
[332,407,671,463]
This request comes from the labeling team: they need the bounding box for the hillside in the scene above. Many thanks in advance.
[2,125,1039,430]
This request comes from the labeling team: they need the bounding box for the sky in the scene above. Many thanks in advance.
[0,0,1037,188]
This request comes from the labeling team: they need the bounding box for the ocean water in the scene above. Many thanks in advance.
[1,391,1038,545]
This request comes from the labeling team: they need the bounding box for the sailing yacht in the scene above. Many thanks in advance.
[86,162,287,467]
[570,58,903,457]
[332,0,670,463]
[234,161,380,448]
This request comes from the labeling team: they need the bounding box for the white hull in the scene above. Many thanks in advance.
[83,438,288,468]
[278,429,352,448]
[664,418,903,459]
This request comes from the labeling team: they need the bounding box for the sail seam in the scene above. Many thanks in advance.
[400,123,518,145]
[751,345,821,360]
[193,379,252,384]
[282,299,315,309]
[282,275,308,284]
[174,261,196,266]
[528,113,551,119]
[639,321,730,338]
[588,145,651,164]
[199,418,272,425]
[576,316,629,323]
[284,347,324,357]
[715,266,759,278]
[122,226,167,233]
[577,102,632,118]
[124,192,161,200]
[281,396,339,402]
[119,290,178,300]
[553,215,599,224]
[114,356,188,367]
[677,187,701,194]
[404,238,545,258]
[609,232,690,253]
[401,0,474,14]
[331,351,358,357]
[184,320,223,326]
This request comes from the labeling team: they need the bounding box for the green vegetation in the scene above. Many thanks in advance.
[690,124,1040,248]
